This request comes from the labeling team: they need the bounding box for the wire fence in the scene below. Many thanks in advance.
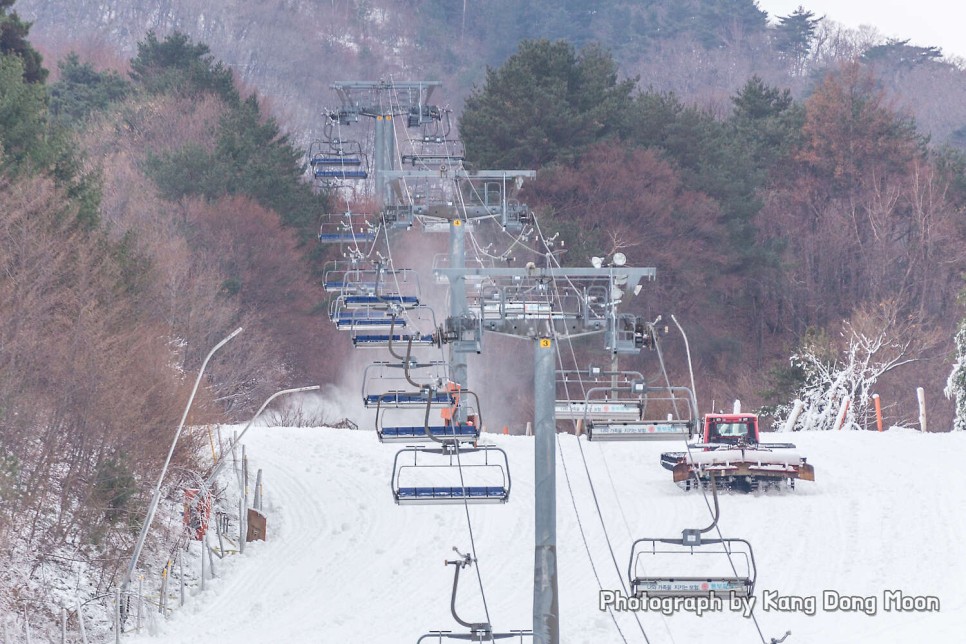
[4,431,264,644]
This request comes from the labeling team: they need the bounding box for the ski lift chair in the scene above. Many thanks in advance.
[629,473,757,599]
[361,361,452,408]
[352,306,439,349]
[584,383,697,441]
[391,445,510,505]
[376,388,481,444]
[318,212,378,245]
[628,535,756,599]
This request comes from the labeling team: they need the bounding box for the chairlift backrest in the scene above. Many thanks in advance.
[391,446,511,505]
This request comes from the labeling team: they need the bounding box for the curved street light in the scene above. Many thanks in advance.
[120,327,242,614]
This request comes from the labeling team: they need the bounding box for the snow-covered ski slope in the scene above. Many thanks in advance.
[132,426,966,644]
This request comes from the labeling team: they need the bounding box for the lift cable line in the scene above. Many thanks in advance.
[555,438,630,644]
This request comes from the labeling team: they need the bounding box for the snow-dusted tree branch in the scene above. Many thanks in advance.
[945,321,966,432]
[783,301,927,430]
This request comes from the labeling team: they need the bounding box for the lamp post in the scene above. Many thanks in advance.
[203,385,321,487]
[120,327,242,615]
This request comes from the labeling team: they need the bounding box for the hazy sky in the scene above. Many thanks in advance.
[758,0,966,60]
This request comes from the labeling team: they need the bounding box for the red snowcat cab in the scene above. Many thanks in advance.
[660,413,815,490]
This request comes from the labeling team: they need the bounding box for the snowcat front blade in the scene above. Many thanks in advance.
[672,462,691,483]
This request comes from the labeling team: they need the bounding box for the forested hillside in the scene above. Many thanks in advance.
[15,0,966,149]
[0,8,349,632]
[3,0,966,637]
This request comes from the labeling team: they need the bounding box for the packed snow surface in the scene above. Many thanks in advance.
[130,426,966,643]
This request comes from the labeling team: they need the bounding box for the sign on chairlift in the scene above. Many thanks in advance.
[634,577,751,597]
[591,422,689,436]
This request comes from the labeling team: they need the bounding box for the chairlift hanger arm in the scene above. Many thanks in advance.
[445,551,490,632]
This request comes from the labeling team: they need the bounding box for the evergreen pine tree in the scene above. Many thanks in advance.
[945,320,966,431]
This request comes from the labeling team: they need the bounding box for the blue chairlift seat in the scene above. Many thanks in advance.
[364,391,454,407]
[312,156,362,166]
[379,425,479,442]
[314,168,369,179]
[343,295,419,308]
[319,232,377,244]
[395,486,507,504]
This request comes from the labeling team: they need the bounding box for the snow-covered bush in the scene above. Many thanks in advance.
[944,320,966,432]
[779,303,918,431]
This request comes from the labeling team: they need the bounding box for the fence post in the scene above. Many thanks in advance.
[136,576,143,633]
[24,608,31,644]
[114,587,120,644]
[179,549,185,607]
[253,469,263,512]
[917,387,927,432]
[239,499,246,554]
[216,518,227,559]
[833,396,850,431]
[231,431,239,487]
[873,394,883,431]
[201,537,206,591]
[206,532,218,575]
[61,607,66,644]
[77,599,88,644]
[159,563,168,616]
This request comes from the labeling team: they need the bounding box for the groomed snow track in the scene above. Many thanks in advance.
[130,426,966,644]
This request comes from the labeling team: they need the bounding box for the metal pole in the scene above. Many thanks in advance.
[122,328,242,597]
[203,386,319,489]
[449,218,468,390]
[533,336,559,644]
[374,115,386,207]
